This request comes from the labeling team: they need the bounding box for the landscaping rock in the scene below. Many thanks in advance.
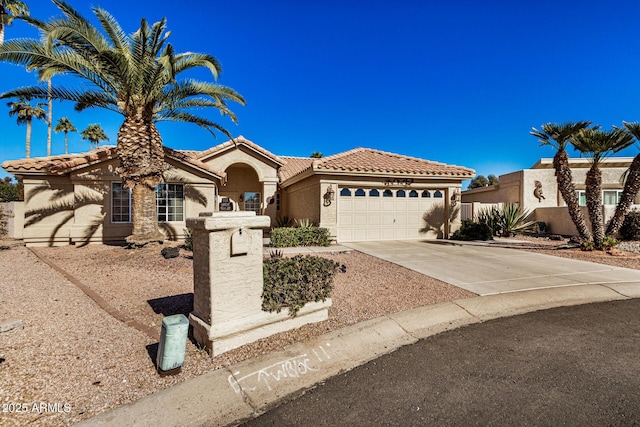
[161,247,180,259]
[0,318,23,334]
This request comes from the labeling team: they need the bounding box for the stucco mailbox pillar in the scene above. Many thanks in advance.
[186,211,331,357]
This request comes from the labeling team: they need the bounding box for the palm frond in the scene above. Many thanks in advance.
[155,110,234,139]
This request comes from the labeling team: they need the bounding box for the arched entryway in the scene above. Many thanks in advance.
[219,163,262,213]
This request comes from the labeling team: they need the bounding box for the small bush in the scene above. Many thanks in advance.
[270,226,331,247]
[262,255,338,317]
[620,210,640,241]
[600,237,619,250]
[581,240,595,251]
[451,219,493,241]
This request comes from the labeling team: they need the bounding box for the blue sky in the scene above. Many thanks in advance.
[2,0,640,185]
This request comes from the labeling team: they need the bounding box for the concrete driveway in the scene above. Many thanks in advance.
[343,239,640,295]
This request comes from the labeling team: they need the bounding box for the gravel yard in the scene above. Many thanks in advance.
[2,236,639,426]
[0,240,473,426]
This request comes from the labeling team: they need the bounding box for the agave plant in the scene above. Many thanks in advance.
[497,203,536,237]
[477,203,535,237]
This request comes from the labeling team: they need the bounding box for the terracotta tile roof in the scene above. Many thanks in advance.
[196,135,284,166]
[2,146,119,174]
[278,156,315,182]
[279,148,474,182]
[2,146,226,180]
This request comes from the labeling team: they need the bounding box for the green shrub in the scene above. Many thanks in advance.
[620,210,640,241]
[600,237,619,250]
[270,226,331,247]
[451,219,493,241]
[262,255,338,317]
[0,179,21,202]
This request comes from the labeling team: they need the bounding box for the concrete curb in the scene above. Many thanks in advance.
[77,282,640,427]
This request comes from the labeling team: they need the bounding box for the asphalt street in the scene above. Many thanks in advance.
[243,299,640,426]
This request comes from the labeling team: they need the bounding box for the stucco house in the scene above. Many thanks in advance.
[2,136,474,246]
[461,157,640,235]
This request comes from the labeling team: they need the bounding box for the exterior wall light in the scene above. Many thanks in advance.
[323,185,335,206]
[451,188,461,206]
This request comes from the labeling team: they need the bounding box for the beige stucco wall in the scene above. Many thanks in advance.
[282,174,464,241]
[202,145,280,225]
[282,175,322,226]
[18,157,219,246]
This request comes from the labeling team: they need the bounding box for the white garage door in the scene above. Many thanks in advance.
[337,187,445,242]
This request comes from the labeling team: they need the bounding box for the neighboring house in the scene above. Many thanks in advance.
[461,157,640,235]
[2,136,474,246]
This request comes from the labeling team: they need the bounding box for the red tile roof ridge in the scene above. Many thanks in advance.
[196,135,283,165]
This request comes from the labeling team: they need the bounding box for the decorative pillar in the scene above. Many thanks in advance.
[186,211,331,357]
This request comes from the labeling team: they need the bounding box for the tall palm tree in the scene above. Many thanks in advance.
[7,96,46,158]
[606,122,640,237]
[54,116,77,154]
[80,123,108,150]
[0,0,244,245]
[572,127,634,247]
[0,0,28,45]
[530,121,593,241]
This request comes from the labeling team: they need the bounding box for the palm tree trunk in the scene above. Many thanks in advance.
[585,165,604,246]
[553,149,592,241]
[64,132,69,154]
[606,154,640,237]
[25,119,32,158]
[117,116,166,246]
[0,23,5,46]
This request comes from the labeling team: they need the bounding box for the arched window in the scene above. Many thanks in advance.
[355,188,366,197]
[369,189,380,197]
[383,189,393,197]
[434,190,443,198]
[422,190,431,198]
[396,189,406,197]
[340,188,351,197]
[409,190,418,198]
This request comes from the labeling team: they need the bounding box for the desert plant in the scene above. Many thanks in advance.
[580,240,595,251]
[275,216,291,227]
[269,249,283,258]
[600,237,619,250]
[262,255,338,317]
[477,206,501,236]
[497,203,536,237]
[0,1,244,245]
[295,218,312,228]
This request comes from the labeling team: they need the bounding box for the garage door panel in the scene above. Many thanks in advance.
[354,200,368,211]
[337,187,446,242]
[354,214,368,226]
[368,215,381,226]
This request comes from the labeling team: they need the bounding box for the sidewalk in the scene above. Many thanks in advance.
[78,281,640,427]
